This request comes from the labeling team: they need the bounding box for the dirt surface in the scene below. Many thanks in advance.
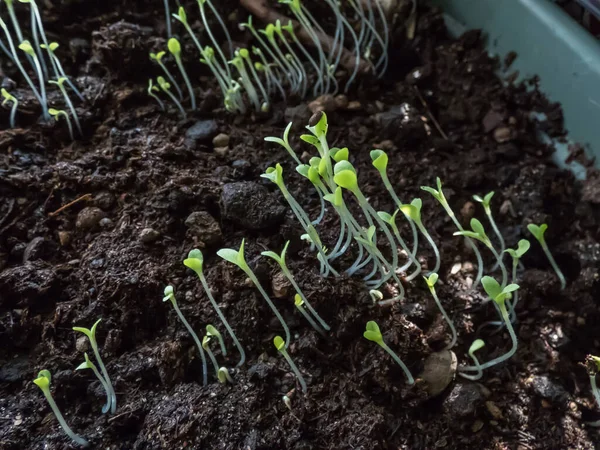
[1,1,600,449]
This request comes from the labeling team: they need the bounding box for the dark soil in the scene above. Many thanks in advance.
[2,1,600,449]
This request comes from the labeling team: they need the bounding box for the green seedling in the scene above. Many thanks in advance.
[76,352,111,414]
[377,210,421,280]
[218,240,291,347]
[297,164,327,226]
[19,40,47,112]
[49,108,74,140]
[294,294,326,336]
[229,50,262,111]
[202,335,220,378]
[72,319,117,414]
[421,177,484,287]
[20,0,59,80]
[168,37,196,110]
[399,198,441,274]
[196,0,233,76]
[459,276,519,376]
[163,285,208,386]
[363,321,414,384]
[424,273,457,349]
[40,42,84,101]
[459,339,485,380]
[163,0,172,37]
[454,218,508,287]
[49,77,82,137]
[282,394,292,410]
[504,239,531,323]
[147,79,165,110]
[156,76,186,118]
[33,370,89,447]
[585,355,600,426]
[150,51,183,100]
[262,241,330,332]
[473,192,505,266]
[217,367,234,384]
[527,223,566,290]
[1,88,18,128]
[239,47,270,112]
[274,335,307,392]
[206,324,226,355]
[184,249,245,367]
[369,289,383,304]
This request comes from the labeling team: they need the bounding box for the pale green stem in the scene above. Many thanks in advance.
[174,55,196,110]
[279,349,307,392]
[296,303,326,336]
[380,342,414,384]
[89,340,117,414]
[281,266,330,331]
[163,0,172,37]
[160,85,186,118]
[48,51,84,101]
[171,300,208,386]
[29,2,49,78]
[87,362,111,414]
[157,60,183,100]
[39,389,89,447]
[416,222,441,274]
[458,353,483,380]
[55,83,82,136]
[443,206,483,288]
[5,99,17,128]
[388,220,420,279]
[488,245,508,288]
[430,289,457,349]
[204,344,220,378]
[486,208,506,271]
[541,241,566,290]
[199,0,232,78]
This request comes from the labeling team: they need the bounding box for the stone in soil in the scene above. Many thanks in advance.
[76,207,106,230]
[185,211,222,246]
[443,382,483,417]
[221,182,286,230]
[185,120,219,149]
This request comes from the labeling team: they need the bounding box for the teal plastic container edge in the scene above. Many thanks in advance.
[431,0,600,176]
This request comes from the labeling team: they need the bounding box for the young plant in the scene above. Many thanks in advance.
[202,335,220,378]
[168,37,196,110]
[229,49,263,112]
[274,335,307,393]
[40,42,84,100]
[424,273,457,349]
[33,370,90,447]
[217,240,291,347]
[156,76,186,118]
[184,249,246,366]
[458,276,519,376]
[527,223,566,290]
[49,108,74,140]
[264,122,301,166]
[163,0,172,37]
[72,319,117,414]
[49,77,82,136]
[458,339,485,381]
[206,324,226,355]
[163,285,208,386]
[19,40,47,113]
[150,51,183,100]
[421,177,484,287]
[504,239,531,323]
[1,88,18,128]
[454,218,508,287]
[473,192,505,269]
[399,199,441,274]
[377,210,421,280]
[218,367,234,384]
[261,241,330,332]
[294,294,326,336]
[585,355,600,426]
[75,352,111,414]
[363,321,414,384]
[147,79,165,110]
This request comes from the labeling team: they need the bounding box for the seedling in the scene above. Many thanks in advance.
[454,218,508,287]
[459,276,519,376]
[217,367,234,384]
[49,108,74,140]
[424,273,457,349]
[363,321,414,384]
[184,249,246,366]
[206,324,226,355]
[163,285,208,386]
[399,199,441,274]
[230,49,263,111]
[168,37,196,110]
[72,319,117,414]
[473,192,505,261]
[504,239,531,323]
[459,339,485,380]
[19,40,47,112]
[294,294,326,336]
[377,210,421,280]
[156,76,186,118]
[162,0,172,37]
[527,223,566,290]
[274,335,307,392]
[421,177,484,287]
[76,352,111,414]
[585,355,600,426]
[33,370,89,447]
[40,42,84,101]
[262,241,330,332]
[49,77,82,137]
[218,240,291,347]
[147,79,165,110]
[1,88,18,128]
[150,51,183,100]
[202,335,220,378]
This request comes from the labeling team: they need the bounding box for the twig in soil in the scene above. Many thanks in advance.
[48,193,92,217]
[0,198,15,229]
[107,407,141,423]
[413,86,449,140]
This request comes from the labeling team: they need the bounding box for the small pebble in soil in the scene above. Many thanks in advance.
[185,120,219,149]
[185,211,222,246]
[76,207,106,230]
[58,231,72,247]
[271,271,291,298]
[99,217,113,229]
[221,182,286,230]
[284,104,311,127]
[76,336,89,352]
[94,192,115,210]
[485,401,503,419]
[212,133,230,148]
[528,375,569,403]
[460,201,476,220]
[420,349,457,396]
[139,228,160,244]
[443,382,483,417]
[334,94,349,109]
[214,146,229,157]
[308,94,337,114]
[23,237,54,263]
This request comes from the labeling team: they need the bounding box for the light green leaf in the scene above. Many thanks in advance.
[306,111,328,138]
[527,223,548,243]
[370,149,388,173]
[294,294,303,307]
[424,273,438,289]
[334,170,358,191]
[363,321,383,344]
[274,335,286,351]
[168,38,181,56]
[468,339,485,355]
[184,249,204,274]
[481,276,502,302]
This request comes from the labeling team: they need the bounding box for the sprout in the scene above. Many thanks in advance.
[262,241,330,333]
[49,77,82,137]
[18,40,47,112]
[504,239,531,323]
[585,355,600,426]
[377,210,421,281]
[294,294,326,336]
[149,51,183,100]
[239,47,270,111]
[458,276,519,376]
[363,321,414,384]
[33,370,89,447]
[473,192,506,270]
[421,177,484,287]
[230,50,262,112]
[527,223,566,290]
[162,285,208,386]
[218,240,291,347]
[260,23,301,95]
[274,335,307,392]
[369,289,383,304]
[282,394,292,410]
[217,367,234,384]
[196,0,233,77]
[459,339,485,381]
[202,334,220,378]
[1,88,18,128]
[49,108,74,140]
[40,42,84,101]
[156,76,186,118]
[297,164,327,225]
[163,0,172,37]
[168,37,196,110]
[454,218,508,287]
[399,199,441,274]
[147,79,165,110]
[75,353,111,414]
[72,319,117,414]
[424,273,457,349]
